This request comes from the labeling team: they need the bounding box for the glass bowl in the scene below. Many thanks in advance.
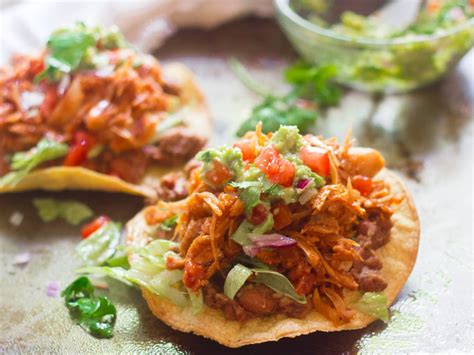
[275,0,474,93]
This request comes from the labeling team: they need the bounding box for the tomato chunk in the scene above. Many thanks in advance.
[351,175,374,196]
[64,144,88,166]
[81,215,111,239]
[300,146,330,177]
[64,131,97,167]
[234,138,256,162]
[255,145,295,187]
[204,160,233,187]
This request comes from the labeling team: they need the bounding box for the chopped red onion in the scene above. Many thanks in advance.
[243,234,297,257]
[46,281,60,298]
[296,179,311,189]
[13,252,32,265]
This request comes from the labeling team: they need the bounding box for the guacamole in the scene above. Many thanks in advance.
[289,0,474,92]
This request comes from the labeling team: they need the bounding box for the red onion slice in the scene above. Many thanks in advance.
[296,178,311,189]
[243,234,297,257]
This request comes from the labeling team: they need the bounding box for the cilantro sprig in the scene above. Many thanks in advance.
[36,22,128,82]
[229,58,341,137]
[61,276,117,338]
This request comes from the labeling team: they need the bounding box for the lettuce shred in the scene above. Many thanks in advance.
[33,198,93,225]
[353,292,390,322]
[223,263,306,304]
[0,139,68,186]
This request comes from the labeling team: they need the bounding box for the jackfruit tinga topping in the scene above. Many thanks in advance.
[0,23,205,184]
[141,124,400,323]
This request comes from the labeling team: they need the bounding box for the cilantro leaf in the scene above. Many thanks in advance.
[230,59,340,137]
[62,276,117,338]
[236,97,317,137]
[0,139,69,186]
[33,198,93,225]
[230,177,281,213]
[159,215,178,232]
[36,23,128,82]
[285,61,341,106]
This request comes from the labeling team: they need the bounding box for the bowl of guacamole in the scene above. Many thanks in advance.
[275,0,474,93]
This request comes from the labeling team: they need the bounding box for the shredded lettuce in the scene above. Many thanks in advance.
[150,269,188,307]
[105,253,130,269]
[223,263,306,304]
[231,214,274,246]
[76,266,136,287]
[187,288,204,314]
[33,198,93,225]
[76,222,122,266]
[77,238,191,308]
[353,292,389,322]
[224,264,254,300]
[0,139,69,186]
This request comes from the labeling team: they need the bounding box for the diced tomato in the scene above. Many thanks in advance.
[272,203,292,230]
[234,138,256,162]
[248,203,268,225]
[39,85,59,117]
[351,175,374,196]
[204,160,233,187]
[255,145,295,187]
[64,131,97,167]
[81,215,111,239]
[300,146,330,177]
[29,57,45,76]
[64,144,88,166]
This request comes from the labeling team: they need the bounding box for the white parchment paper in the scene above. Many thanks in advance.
[0,0,273,62]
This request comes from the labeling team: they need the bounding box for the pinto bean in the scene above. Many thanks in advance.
[237,285,277,315]
[343,147,385,178]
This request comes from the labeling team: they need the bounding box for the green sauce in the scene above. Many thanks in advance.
[289,0,474,92]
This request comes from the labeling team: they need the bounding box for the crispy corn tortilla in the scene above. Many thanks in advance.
[125,169,419,348]
[0,63,212,198]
